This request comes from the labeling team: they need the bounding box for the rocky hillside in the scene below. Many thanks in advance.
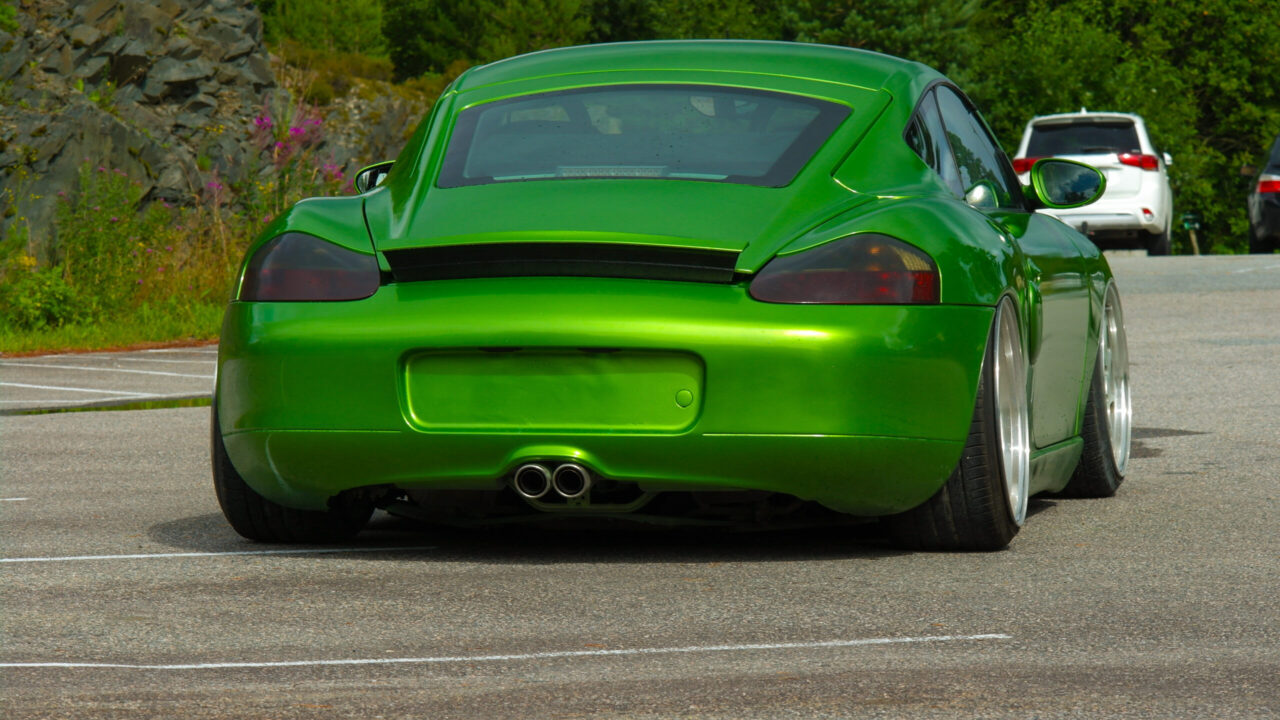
[0,0,431,258]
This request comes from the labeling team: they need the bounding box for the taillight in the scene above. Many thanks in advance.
[240,232,380,302]
[1118,153,1159,171]
[1259,174,1280,194]
[1012,157,1042,174]
[750,234,939,305]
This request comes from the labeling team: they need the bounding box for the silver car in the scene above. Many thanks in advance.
[1014,110,1174,255]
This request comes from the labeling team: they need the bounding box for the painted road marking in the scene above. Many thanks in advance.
[0,634,1011,670]
[0,362,213,379]
[0,546,438,564]
[1,498,28,502]
[0,387,208,404]
[94,357,216,366]
[1231,262,1280,274]
[0,382,150,397]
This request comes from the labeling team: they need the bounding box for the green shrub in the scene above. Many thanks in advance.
[0,264,94,330]
[0,2,19,34]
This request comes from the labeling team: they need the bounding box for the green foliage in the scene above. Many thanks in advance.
[382,0,593,79]
[647,0,782,39]
[963,0,1280,253]
[0,2,18,34]
[0,264,92,331]
[274,39,394,105]
[0,103,348,343]
[785,0,979,76]
[261,0,388,56]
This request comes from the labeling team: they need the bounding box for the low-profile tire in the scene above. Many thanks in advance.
[887,298,1029,552]
[1059,283,1130,497]
[1249,229,1276,254]
[212,407,373,543]
[1146,229,1170,256]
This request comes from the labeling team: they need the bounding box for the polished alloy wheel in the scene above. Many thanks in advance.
[1100,284,1132,474]
[993,299,1030,526]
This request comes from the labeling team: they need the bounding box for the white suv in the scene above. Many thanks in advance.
[1014,111,1174,254]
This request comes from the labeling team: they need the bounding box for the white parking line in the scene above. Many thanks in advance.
[1231,263,1280,274]
[0,382,147,397]
[0,634,1011,670]
[0,362,214,379]
[144,348,218,355]
[1,498,28,502]
[93,357,217,366]
[0,546,438,564]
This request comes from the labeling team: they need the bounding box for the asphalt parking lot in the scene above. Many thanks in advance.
[1,254,1277,718]
[0,345,216,413]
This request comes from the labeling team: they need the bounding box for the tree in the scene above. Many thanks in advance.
[261,0,388,57]
[964,0,1280,252]
[382,0,593,80]
[783,0,980,78]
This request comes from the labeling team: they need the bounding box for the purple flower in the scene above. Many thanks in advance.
[145,248,154,254]
[165,245,172,252]
[206,180,224,191]
[288,126,305,137]
[97,166,106,173]
[254,115,274,129]
[109,216,119,223]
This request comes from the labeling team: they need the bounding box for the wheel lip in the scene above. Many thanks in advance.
[1101,284,1132,474]
[993,299,1030,527]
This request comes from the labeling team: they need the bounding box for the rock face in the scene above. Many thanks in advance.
[0,0,430,259]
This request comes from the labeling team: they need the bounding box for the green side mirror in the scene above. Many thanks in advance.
[1027,159,1106,209]
[354,161,395,193]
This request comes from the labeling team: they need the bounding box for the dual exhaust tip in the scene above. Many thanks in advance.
[513,463,591,501]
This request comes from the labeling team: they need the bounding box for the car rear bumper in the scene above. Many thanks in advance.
[1039,208,1164,235]
[216,276,995,515]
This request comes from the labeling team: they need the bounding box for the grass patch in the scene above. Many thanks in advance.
[0,301,223,355]
[15,397,212,416]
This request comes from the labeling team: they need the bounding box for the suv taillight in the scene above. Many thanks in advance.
[1259,174,1280,194]
[1012,157,1043,174]
[1118,153,1159,171]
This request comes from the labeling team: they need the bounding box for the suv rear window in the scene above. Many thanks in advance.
[1027,120,1141,156]
[438,85,849,188]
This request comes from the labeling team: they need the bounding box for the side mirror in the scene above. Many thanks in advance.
[354,161,395,193]
[1026,159,1106,209]
[1163,152,1173,167]
[964,181,997,209]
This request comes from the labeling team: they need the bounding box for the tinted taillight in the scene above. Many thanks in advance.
[1258,174,1280,194]
[1118,153,1159,171]
[1012,157,1042,174]
[240,232,380,302]
[750,235,939,305]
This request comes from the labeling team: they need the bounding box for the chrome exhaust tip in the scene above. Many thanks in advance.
[551,463,591,499]
[512,463,551,500]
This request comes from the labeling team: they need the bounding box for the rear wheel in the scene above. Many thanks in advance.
[1060,283,1130,497]
[1146,229,1170,255]
[212,407,373,543]
[887,298,1029,551]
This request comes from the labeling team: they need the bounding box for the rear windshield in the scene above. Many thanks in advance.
[438,85,849,188]
[1027,120,1141,156]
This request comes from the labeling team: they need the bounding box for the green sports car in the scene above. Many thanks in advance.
[213,41,1132,551]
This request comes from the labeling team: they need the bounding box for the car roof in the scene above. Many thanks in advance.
[1028,110,1146,127]
[453,40,939,95]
